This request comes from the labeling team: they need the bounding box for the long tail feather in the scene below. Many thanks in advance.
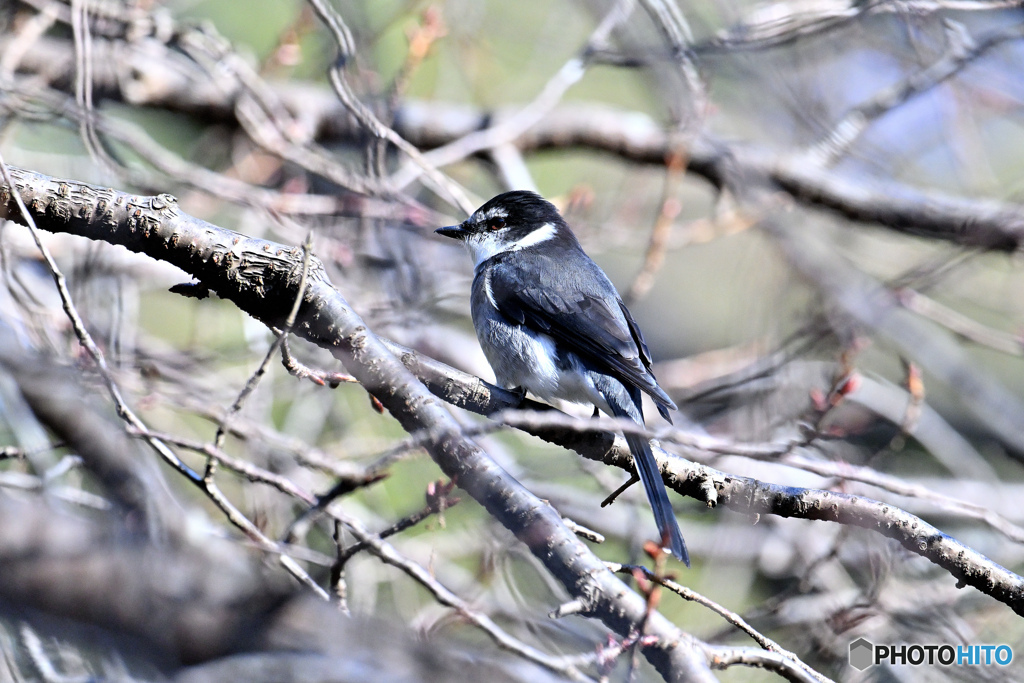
[608,402,689,565]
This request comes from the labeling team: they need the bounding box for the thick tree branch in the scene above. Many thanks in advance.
[0,333,181,538]
[497,410,1024,617]
[2,165,1020,622]
[0,492,580,682]
[4,33,1024,248]
[0,165,715,682]
[757,209,1024,458]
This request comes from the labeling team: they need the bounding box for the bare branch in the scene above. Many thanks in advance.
[0,164,715,681]
[7,32,1023,249]
[330,507,589,680]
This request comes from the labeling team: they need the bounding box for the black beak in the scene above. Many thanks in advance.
[435,223,468,240]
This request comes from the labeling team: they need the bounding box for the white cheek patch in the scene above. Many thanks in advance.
[511,223,556,250]
[466,222,557,269]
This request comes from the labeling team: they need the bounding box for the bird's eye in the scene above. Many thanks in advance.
[489,218,506,231]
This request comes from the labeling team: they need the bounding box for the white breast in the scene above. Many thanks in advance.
[479,319,610,412]
[480,322,560,397]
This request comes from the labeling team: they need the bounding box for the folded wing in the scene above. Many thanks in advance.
[487,251,676,421]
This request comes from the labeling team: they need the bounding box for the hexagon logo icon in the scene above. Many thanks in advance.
[849,638,875,671]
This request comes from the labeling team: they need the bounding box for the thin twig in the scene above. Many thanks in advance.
[127,426,317,505]
[281,336,359,387]
[331,479,459,568]
[0,470,111,510]
[609,562,832,683]
[807,20,1024,165]
[214,232,314,451]
[702,645,824,683]
[499,407,1024,544]
[624,149,687,303]
[896,287,1024,356]
[638,0,708,124]
[329,507,589,680]
[0,161,326,595]
[0,152,201,484]
[0,0,58,78]
[305,0,475,212]
[388,0,637,192]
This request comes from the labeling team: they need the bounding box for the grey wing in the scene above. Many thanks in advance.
[488,254,676,419]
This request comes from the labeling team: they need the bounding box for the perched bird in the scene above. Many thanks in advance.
[436,191,688,564]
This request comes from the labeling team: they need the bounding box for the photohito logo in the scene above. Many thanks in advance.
[849,638,1013,671]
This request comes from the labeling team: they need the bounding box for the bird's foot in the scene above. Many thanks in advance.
[509,386,528,408]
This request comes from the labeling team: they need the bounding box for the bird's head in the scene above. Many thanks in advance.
[435,191,572,267]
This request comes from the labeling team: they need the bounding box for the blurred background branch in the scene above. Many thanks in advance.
[1,0,1023,681]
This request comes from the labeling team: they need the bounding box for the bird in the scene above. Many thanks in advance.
[435,190,688,565]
